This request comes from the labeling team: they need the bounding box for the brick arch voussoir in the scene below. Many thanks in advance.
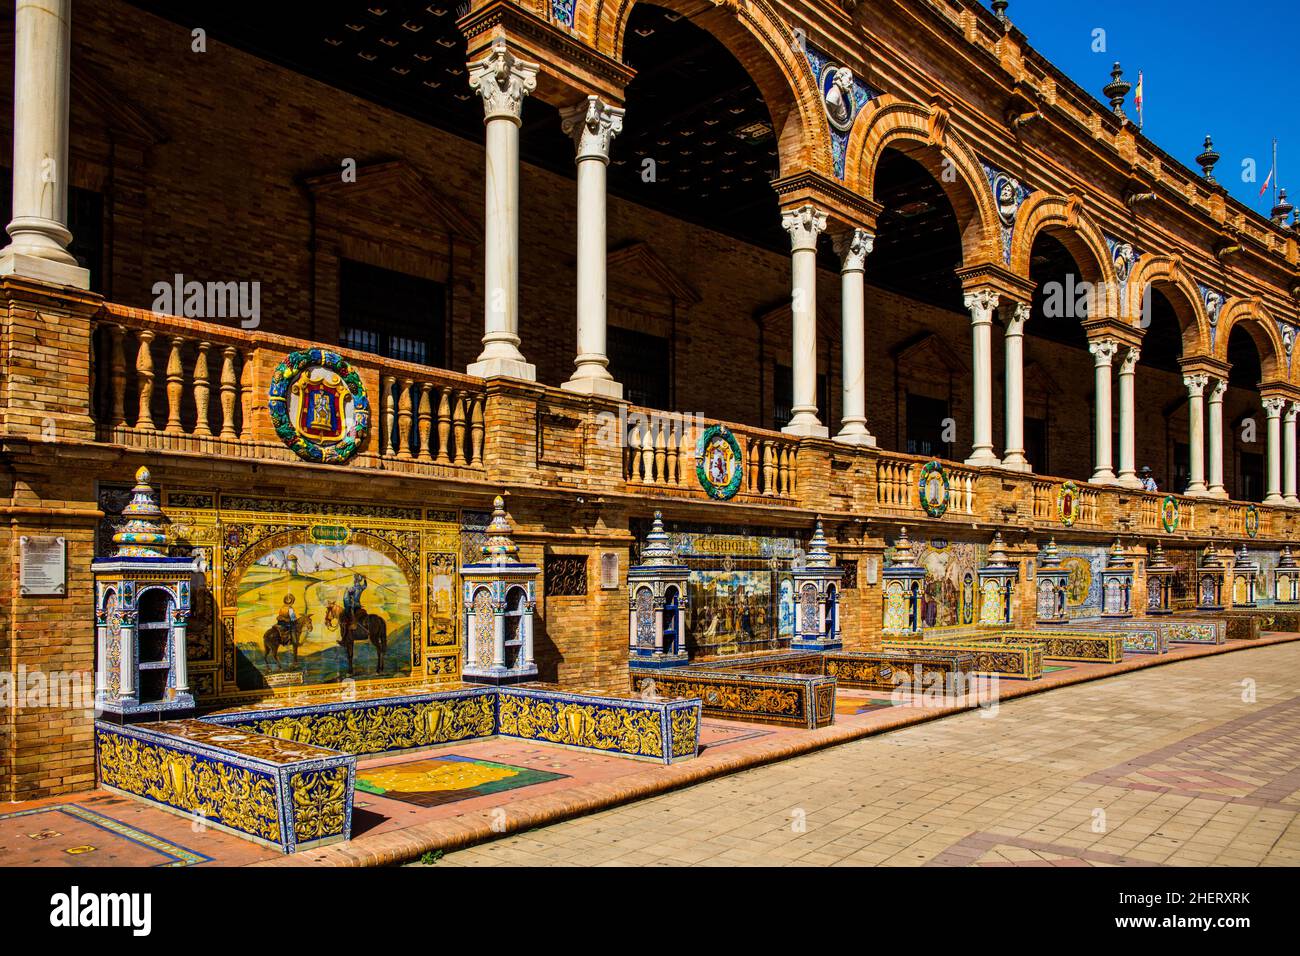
[1217,297,1286,382]
[1127,254,1210,359]
[1010,193,1118,316]
[847,95,999,264]
[589,0,834,178]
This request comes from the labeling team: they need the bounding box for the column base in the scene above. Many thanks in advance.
[0,251,90,290]
[1000,452,1031,472]
[561,374,624,400]
[1264,493,1285,506]
[1090,469,1117,484]
[1185,482,1209,496]
[965,449,1001,468]
[1286,496,1300,508]
[1208,486,1229,499]
[833,426,876,447]
[466,357,536,381]
[1116,473,1142,489]
[782,417,829,439]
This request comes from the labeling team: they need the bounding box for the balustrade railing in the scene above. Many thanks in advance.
[379,375,485,468]
[622,408,798,500]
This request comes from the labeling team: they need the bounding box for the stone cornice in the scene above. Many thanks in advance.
[954,262,1035,302]
[770,171,882,233]
[459,0,635,106]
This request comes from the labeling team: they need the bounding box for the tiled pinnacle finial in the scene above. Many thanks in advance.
[987,531,1010,567]
[1107,537,1127,566]
[1201,541,1220,567]
[1102,62,1131,119]
[1279,544,1298,569]
[1040,537,1061,567]
[113,466,169,558]
[1196,135,1220,184]
[806,517,833,568]
[1235,543,1256,568]
[893,527,916,567]
[481,494,520,564]
[1147,540,1171,570]
[639,511,677,567]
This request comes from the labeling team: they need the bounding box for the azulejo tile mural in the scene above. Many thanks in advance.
[356,754,567,808]
[98,487,462,705]
[884,537,982,628]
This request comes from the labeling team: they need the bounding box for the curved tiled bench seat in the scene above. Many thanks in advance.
[921,626,1125,664]
[98,684,703,854]
[883,639,1043,680]
[95,719,355,854]
[630,667,836,729]
[823,649,976,693]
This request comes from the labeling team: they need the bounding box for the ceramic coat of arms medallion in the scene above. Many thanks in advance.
[1057,481,1080,527]
[917,460,950,518]
[268,349,370,464]
[1160,495,1181,533]
[695,425,743,500]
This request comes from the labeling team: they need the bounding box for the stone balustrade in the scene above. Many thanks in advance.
[83,304,1300,548]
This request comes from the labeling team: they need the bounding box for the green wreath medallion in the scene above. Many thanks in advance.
[695,425,743,500]
[268,349,370,464]
[917,460,950,518]
[1057,481,1081,527]
[1159,495,1181,533]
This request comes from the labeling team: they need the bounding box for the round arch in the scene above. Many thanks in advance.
[1010,193,1117,316]
[584,0,834,179]
[1127,254,1211,359]
[1216,298,1287,383]
[845,95,998,263]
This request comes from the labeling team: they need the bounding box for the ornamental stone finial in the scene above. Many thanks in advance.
[638,511,678,567]
[806,518,833,569]
[481,494,521,564]
[1103,62,1131,119]
[561,95,625,162]
[1040,537,1061,567]
[986,531,1010,567]
[893,527,917,568]
[781,205,827,252]
[1196,135,1220,183]
[113,466,169,558]
[468,40,539,123]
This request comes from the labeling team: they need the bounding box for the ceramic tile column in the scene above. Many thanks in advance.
[1089,338,1118,483]
[1001,301,1030,471]
[1264,395,1286,505]
[1285,402,1299,507]
[1183,373,1208,495]
[560,95,624,399]
[1207,378,1227,498]
[1116,347,1140,487]
[833,228,875,446]
[964,289,1000,467]
[467,41,538,381]
[781,205,829,438]
[0,0,88,288]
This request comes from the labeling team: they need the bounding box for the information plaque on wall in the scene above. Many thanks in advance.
[19,535,66,596]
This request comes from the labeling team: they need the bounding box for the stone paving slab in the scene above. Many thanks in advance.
[4,634,1293,867]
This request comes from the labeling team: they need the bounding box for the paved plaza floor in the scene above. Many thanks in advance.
[435,641,1300,867]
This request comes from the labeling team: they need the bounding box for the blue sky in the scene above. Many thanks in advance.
[987,1,1297,217]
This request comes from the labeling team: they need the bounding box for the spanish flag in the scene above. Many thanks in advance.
[1134,72,1144,128]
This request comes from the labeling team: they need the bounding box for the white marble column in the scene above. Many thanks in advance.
[466,41,538,381]
[1207,378,1227,498]
[1001,301,1030,471]
[1116,347,1140,487]
[833,228,875,446]
[172,616,189,694]
[1264,396,1286,505]
[118,619,135,699]
[1285,402,1299,507]
[781,205,828,438]
[0,0,88,288]
[1089,338,1118,483]
[560,96,624,398]
[1183,373,1208,495]
[964,289,1000,467]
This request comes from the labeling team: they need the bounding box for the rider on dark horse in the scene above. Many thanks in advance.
[339,573,369,644]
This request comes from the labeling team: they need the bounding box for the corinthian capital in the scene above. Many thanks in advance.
[1263,395,1287,416]
[1120,346,1140,374]
[468,41,539,123]
[1183,373,1209,396]
[833,229,873,272]
[1089,338,1118,364]
[1210,378,1227,402]
[782,205,827,253]
[963,288,999,324]
[561,95,625,162]
[1005,301,1031,335]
